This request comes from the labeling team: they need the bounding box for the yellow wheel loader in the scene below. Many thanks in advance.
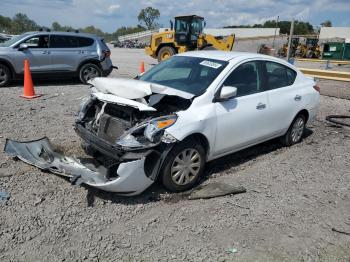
[145,15,235,62]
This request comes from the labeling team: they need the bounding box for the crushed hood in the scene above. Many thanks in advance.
[88,77,195,100]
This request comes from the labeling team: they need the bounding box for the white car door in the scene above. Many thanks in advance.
[262,61,301,135]
[213,61,271,157]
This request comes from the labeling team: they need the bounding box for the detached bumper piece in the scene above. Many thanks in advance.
[4,137,154,196]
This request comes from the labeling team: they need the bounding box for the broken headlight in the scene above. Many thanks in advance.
[144,115,177,142]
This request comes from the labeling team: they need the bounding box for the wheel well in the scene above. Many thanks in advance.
[0,59,15,79]
[78,60,102,72]
[156,44,176,57]
[297,109,309,123]
[182,133,210,157]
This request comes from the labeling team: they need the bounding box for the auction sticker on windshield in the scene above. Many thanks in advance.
[200,60,222,69]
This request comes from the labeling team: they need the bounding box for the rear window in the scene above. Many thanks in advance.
[50,35,78,48]
[78,37,94,47]
[265,61,296,90]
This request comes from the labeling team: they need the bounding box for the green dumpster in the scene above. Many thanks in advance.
[323,42,350,61]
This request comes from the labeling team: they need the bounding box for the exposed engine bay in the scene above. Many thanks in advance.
[75,77,193,159]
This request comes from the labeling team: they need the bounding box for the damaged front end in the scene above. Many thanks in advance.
[4,78,194,195]
[72,77,193,193]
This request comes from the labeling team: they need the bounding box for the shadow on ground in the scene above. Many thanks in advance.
[84,129,313,206]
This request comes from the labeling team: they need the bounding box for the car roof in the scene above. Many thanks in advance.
[26,31,98,38]
[177,50,279,62]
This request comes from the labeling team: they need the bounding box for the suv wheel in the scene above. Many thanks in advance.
[161,139,205,192]
[0,64,11,87]
[79,63,102,84]
[282,114,306,146]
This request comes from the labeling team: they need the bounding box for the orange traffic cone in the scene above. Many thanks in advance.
[139,61,145,74]
[21,59,41,99]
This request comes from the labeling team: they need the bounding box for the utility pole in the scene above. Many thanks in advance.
[272,16,279,49]
[286,19,295,62]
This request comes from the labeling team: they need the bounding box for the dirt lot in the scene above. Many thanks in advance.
[0,48,350,261]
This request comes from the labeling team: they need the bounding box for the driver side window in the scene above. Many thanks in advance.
[223,61,261,97]
[22,35,49,48]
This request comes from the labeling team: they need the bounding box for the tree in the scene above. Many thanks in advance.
[0,15,12,33]
[137,7,160,30]
[225,20,314,35]
[321,20,332,27]
[11,13,39,34]
[52,22,61,31]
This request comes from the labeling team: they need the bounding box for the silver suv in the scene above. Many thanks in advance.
[0,31,113,87]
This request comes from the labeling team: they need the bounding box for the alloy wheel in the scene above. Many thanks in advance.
[291,117,305,143]
[83,66,98,82]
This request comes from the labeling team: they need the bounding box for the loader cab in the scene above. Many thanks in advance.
[174,15,204,47]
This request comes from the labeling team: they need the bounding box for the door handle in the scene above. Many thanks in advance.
[256,103,266,110]
[295,95,302,101]
[42,51,51,54]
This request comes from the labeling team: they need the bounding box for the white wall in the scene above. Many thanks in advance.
[204,28,280,38]
[319,27,350,39]
[159,28,280,38]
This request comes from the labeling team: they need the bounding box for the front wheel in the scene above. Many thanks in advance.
[157,46,175,62]
[161,139,205,192]
[281,114,306,146]
[79,63,102,84]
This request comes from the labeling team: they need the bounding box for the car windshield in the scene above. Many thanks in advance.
[0,33,32,47]
[139,56,228,96]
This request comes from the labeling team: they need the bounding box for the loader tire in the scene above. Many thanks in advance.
[157,46,175,62]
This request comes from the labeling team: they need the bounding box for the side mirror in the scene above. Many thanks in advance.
[214,86,237,102]
[18,43,28,51]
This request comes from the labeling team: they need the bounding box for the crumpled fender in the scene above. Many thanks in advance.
[4,137,154,196]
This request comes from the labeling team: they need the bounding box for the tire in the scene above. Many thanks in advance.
[157,46,175,62]
[161,139,206,192]
[79,63,102,84]
[0,64,11,87]
[281,114,306,146]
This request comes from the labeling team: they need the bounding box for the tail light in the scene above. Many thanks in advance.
[103,50,111,58]
[313,85,320,93]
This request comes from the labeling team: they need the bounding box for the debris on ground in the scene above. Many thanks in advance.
[326,114,350,127]
[332,227,350,236]
[0,191,10,203]
[226,247,238,254]
[188,182,246,200]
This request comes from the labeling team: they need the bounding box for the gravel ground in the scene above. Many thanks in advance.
[0,48,350,261]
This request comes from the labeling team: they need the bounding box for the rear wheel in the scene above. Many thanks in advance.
[0,64,11,87]
[157,46,175,62]
[79,63,102,84]
[282,114,306,146]
[161,139,205,192]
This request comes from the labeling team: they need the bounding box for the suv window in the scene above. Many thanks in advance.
[223,61,261,97]
[22,35,49,48]
[78,37,94,47]
[50,35,78,48]
[264,61,296,90]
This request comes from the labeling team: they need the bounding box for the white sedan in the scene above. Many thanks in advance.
[5,51,320,195]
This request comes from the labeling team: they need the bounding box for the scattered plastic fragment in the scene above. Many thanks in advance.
[188,182,246,200]
[0,191,10,202]
[226,248,238,254]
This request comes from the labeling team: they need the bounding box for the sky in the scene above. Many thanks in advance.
[2,0,350,33]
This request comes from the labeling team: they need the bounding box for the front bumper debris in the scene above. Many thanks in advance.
[4,137,154,196]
